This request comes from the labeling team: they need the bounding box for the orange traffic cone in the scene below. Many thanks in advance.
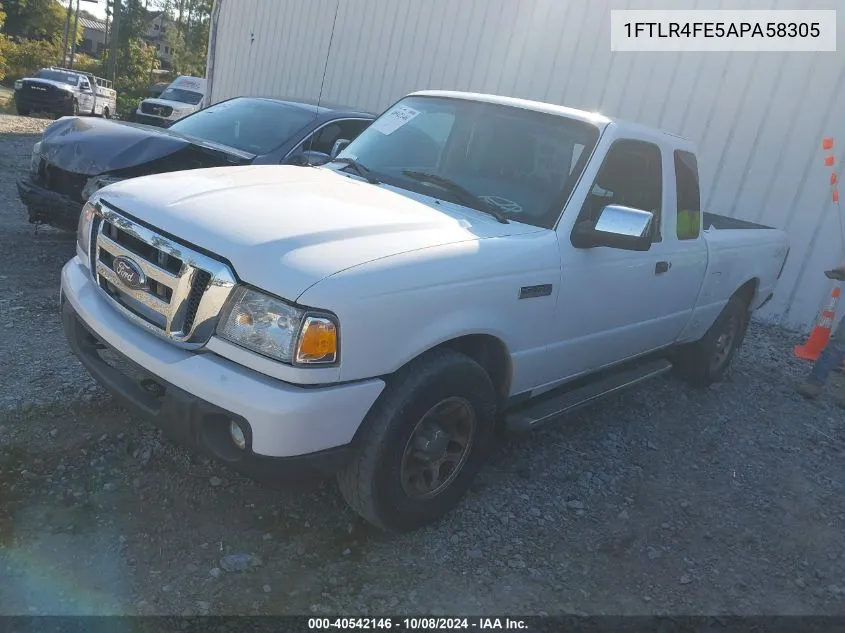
[795,286,841,361]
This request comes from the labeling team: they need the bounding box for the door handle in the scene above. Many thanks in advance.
[655,261,671,274]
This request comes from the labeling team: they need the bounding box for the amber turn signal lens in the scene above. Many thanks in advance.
[296,317,338,363]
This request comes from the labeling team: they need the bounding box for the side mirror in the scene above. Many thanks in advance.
[331,139,350,159]
[291,150,332,167]
[571,204,654,252]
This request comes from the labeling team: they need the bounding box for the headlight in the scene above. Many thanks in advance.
[77,199,98,257]
[216,287,338,365]
[30,141,42,174]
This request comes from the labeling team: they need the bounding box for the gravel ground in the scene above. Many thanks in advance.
[1,113,845,617]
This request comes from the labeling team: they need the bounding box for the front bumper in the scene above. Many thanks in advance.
[60,258,385,481]
[15,90,75,114]
[134,113,173,127]
[17,177,82,231]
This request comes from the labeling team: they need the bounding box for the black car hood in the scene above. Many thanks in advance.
[39,116,254,175]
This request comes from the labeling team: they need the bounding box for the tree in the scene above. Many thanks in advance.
[117,0,150,48]
[2,0,81,43]
[1,36,61,80]
[160,0,208,76]
[101,33,159,115]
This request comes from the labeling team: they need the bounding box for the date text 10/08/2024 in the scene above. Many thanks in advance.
[308,618,528,630]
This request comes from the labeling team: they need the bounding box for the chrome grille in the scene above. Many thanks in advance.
[90,203,236,348]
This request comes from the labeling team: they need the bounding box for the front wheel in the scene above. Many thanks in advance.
[337,348,497,532]
[673,294,750,386]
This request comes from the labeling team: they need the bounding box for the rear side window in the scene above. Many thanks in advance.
[675,150,701,240]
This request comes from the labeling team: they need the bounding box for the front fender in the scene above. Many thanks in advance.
[297,234,561,394]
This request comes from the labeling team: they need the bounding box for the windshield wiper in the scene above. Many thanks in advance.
[401,170,509,223]
[331,157,381,184]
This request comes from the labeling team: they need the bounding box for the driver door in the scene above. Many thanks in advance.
[544,138,676,385]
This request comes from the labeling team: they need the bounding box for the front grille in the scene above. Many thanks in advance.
[88,203,236,347]
[37,162,87,200]
[21,81,72,107]
[140,102,173,117]
[22,81,58,96]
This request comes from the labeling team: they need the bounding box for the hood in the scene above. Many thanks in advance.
[23,78,75,93]
[97,165,543,300]
[38,116,252,176]
[139,97,200,112]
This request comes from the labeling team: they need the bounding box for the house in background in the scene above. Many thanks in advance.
[144,10,173,69]
[79,16,106,57]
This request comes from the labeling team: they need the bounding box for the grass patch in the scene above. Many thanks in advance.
[0,86,16,114]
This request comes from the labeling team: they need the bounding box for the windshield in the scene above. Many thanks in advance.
[169,98,315,155]
[335,96,600,229]
[159,87,204,105]
[36,70,79,85]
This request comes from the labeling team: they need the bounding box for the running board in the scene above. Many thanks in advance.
[505,359,673,432]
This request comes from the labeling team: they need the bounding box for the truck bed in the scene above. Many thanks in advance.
[703,212,774,231]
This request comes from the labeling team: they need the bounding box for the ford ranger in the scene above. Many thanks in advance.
[60,91,790,532]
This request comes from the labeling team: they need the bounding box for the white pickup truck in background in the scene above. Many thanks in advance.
[60,91,790,532]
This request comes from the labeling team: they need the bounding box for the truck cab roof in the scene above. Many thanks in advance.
[409,89,696,153]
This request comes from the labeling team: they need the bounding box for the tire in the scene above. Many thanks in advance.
[337,348,497,532]
[102,107,110,119]
[673,294,750,386]
[16,105,30,116]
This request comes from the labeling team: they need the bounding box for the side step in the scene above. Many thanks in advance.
[504,358,673,432]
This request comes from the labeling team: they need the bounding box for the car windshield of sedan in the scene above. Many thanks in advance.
[169,98,316,154]
[36,69,79,85]
[159,87,204,105]
[333,96,601,229]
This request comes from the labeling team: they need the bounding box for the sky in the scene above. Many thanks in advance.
[74,0,108,20]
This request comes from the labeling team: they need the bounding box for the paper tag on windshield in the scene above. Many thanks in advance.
[371,105,420,135]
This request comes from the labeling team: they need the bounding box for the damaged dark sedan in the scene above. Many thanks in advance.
[17,96,375,231]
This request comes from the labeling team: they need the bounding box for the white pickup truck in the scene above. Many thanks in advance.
[61,91,789,532]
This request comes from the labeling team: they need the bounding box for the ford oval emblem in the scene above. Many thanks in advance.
[112,256,147,290]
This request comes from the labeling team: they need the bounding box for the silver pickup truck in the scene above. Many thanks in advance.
[14,67,117,119]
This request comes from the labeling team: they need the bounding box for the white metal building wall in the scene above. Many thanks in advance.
[206,0,845,330]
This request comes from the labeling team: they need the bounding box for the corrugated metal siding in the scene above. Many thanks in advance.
[208,0,845,330]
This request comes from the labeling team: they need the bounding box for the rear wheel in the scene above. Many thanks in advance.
[673,294,750,386]
[337,349,497,532]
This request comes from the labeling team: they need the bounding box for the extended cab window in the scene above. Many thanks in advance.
[576,139,662,241]
[675,150,701,240]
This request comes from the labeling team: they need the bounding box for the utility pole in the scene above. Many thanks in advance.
[69,0,81,69]
[105,2,111,52]
[108,0,122,83]
[61,0,73,66]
